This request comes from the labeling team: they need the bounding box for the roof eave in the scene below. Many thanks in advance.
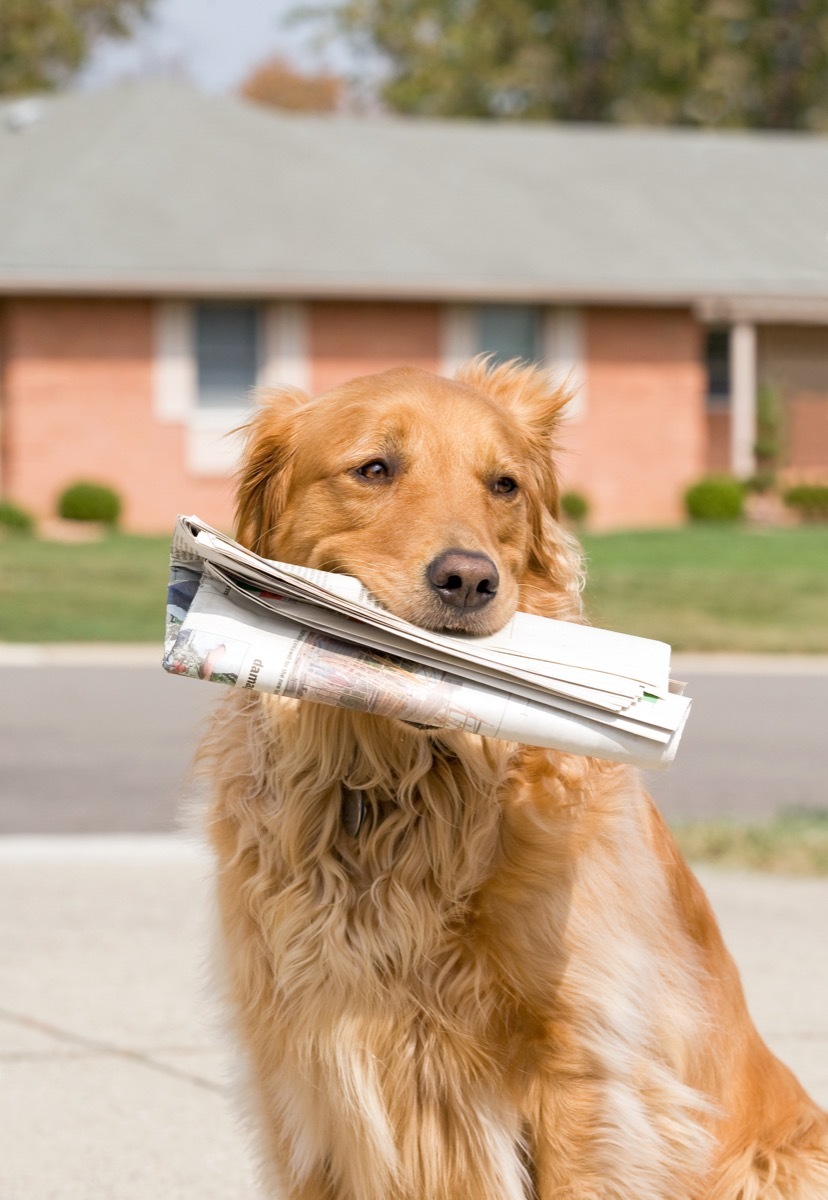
[2,270,828,320]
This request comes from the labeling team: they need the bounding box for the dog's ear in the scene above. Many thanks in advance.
[455,357,571,517]
[235,387,308,553]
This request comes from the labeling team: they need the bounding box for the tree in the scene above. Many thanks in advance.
[305,0,828,129]
[0,0,153,96]
[240,56,343,113]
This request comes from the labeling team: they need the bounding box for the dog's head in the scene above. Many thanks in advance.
[236,359,583,635]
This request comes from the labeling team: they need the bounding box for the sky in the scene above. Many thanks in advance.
[81,0,354,93]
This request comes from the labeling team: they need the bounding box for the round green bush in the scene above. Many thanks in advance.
[783,484,828,522]
[684,476,744,522]
[58,481,122,525]
[0,498,35,535]
[560,490,590,523]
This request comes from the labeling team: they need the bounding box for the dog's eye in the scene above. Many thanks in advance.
[492,476,518,495]
[355,459,390,481]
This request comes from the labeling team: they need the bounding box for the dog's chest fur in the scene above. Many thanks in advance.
[264,798,531,1198]
[207,693,710,1199]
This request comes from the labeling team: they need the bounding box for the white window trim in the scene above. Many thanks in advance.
[439,304,478,377]
[730,320,757,478]
[544,307,587,421]
[440,304,587,419]
[153,300,310,477]
[153,301,195,424]
[261,301,311,392]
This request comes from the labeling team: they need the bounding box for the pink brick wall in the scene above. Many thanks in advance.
[787,396,828,473]
[310,302,442,394]
[705,410,732,474]
[1,298,708,534]
[3,299,233,532]
[560,308,707,528]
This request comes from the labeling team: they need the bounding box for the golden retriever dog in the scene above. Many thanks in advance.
[202,360,828,1199]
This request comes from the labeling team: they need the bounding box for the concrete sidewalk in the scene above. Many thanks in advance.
[1,838,826,1200]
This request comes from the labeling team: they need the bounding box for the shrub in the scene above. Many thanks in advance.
[684,476,744,522]
[754,384,784,472]
[560,490,589,523]
[783,484,828,523]
[0,498,35,535]
[743,469,776,495]
[58,481,122,525]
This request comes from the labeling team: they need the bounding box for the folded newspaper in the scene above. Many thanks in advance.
[163,515,691,768]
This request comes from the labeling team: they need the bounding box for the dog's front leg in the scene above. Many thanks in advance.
[246,1086,336,1200]
[482,752,711,1200]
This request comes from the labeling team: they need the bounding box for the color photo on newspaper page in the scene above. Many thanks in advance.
[162,516,692,769]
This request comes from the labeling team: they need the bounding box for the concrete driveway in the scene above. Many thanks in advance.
[0,838,826,1199]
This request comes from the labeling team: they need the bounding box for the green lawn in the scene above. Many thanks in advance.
[1,524,827,648]
[581,526,828,653]
[0,533,171,642]
[671,811,828,876]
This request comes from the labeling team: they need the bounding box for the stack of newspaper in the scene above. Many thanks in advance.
[163,515,691,769]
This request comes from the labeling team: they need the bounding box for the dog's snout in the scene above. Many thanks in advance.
[426,549,500,612]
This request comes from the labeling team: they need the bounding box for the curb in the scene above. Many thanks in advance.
[1,644,828,673]
[0,644,161,665]
[0,833,206,860]
[672,653,828,675]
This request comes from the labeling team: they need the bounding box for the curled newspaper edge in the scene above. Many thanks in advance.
[163,516,691,769]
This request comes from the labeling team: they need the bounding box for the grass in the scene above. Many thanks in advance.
[581,525,828,653]
[671,811,828,876]
[1,523,827,647]
[0,532,170,642]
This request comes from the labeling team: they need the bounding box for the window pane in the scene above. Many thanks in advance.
[195,302,260,407]
[477,305,541,365]
[706,328,730,408]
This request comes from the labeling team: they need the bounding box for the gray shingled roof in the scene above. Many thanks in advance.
[2,80,828,306]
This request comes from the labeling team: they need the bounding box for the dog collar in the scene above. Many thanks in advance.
[341,786,367,837]
[340,747,458,838]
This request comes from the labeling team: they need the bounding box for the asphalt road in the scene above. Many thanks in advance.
[645,663,828,822]
[1,662,827,834]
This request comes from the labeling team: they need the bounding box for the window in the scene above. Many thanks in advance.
[195,302,260,407]
[706,328,730,408]
[477,305,542,365]
[155,300,310,476]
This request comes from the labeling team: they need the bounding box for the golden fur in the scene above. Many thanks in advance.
[202,360,828,1198]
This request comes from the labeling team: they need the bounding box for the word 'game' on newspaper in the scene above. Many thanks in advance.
[163,515,691,768]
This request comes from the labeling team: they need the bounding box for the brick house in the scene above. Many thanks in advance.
[1,82,827,532]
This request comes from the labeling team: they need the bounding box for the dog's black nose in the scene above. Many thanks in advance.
[426,550,499,611]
